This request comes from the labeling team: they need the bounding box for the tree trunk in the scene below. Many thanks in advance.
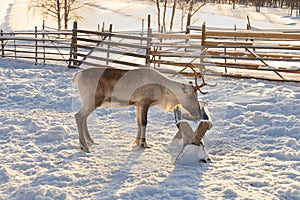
[186,0,194,30]
[57,0,61,31]
[64,0,68,30]
[181,7,185,31]
[170,0,177,32]
[162,0,167,32]
[155,0,161,31]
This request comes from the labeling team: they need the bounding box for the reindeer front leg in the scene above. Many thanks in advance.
[75,107,95,152]
[135,104,150,148]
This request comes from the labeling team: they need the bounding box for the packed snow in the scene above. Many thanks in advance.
[1,0,300,199]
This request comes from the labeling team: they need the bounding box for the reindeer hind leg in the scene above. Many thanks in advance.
[135,104,150,148]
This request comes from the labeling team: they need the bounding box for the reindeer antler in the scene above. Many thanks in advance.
[189,67,216,95]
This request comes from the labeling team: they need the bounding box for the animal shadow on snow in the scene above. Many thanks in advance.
[92,140,209,199]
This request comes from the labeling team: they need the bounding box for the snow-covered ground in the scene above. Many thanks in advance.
[0,1,300,199]
[0,57,299,199]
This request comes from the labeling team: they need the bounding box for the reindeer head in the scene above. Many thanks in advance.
[177,83,201,120]
[179,67,216,120]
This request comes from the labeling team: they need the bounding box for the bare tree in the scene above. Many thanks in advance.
[28,0,87,30]
[170,0,178,31]
[151,0,161,31]
[178,1,188,31]
[179,0,206,31]
[162,0,168,32]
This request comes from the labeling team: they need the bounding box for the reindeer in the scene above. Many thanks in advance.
[72,67,211,152]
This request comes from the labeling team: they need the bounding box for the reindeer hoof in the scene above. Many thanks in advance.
[80,146,90,153]
[139,143,150,148]
[199,157,212,163]
[134,139,150,148]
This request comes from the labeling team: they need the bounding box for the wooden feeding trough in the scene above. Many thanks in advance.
[173,101,212,147]
[171,101,212,163]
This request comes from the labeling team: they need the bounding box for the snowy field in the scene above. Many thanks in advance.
[1,0,300,31]
[1,1,300,199]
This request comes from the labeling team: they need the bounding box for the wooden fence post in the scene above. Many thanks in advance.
[146,14,151,67]
[106,24,113,66]
[101,22,105,47]
[157,27,163,68]
[68,21,78,68]
[224,47,227,74]
[14,33,16,59]
[42,20,45,64]
[186,13,191,34]
[200,22,206,71]
[147,14,151,30]
[201,22,206,46]
[102,22,105,35]
[247,15,251,30]
[1,29,4,57]
[97,23,100,39]
[35,26,38,63]
[141,18,144,45]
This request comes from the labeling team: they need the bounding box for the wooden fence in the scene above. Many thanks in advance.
[0,26,72,64]
[68,20,152,69]
[1,19,300,82]
[150,23,300,82]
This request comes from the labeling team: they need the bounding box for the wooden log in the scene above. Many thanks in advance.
[3,54,68,62]
[0,31,72,36]
[77,29,150,41]
[74,52,148,68]
[4,44,70,49]
[203,61,300,73]
[192,122,211,146]
[203,44,300,50]
[76,37,149,49]
[1,29,4,57]
[206,49,300,59]
[2,49,69,56]
[151,42,202,48]
[206,30,300,40]
[77,46,147,59]
[204,40,253,47]
[205,55,300,62]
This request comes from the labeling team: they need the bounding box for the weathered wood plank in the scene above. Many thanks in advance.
[74,52,148,67]
[77,29,150,41]
[206,30,300,40]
